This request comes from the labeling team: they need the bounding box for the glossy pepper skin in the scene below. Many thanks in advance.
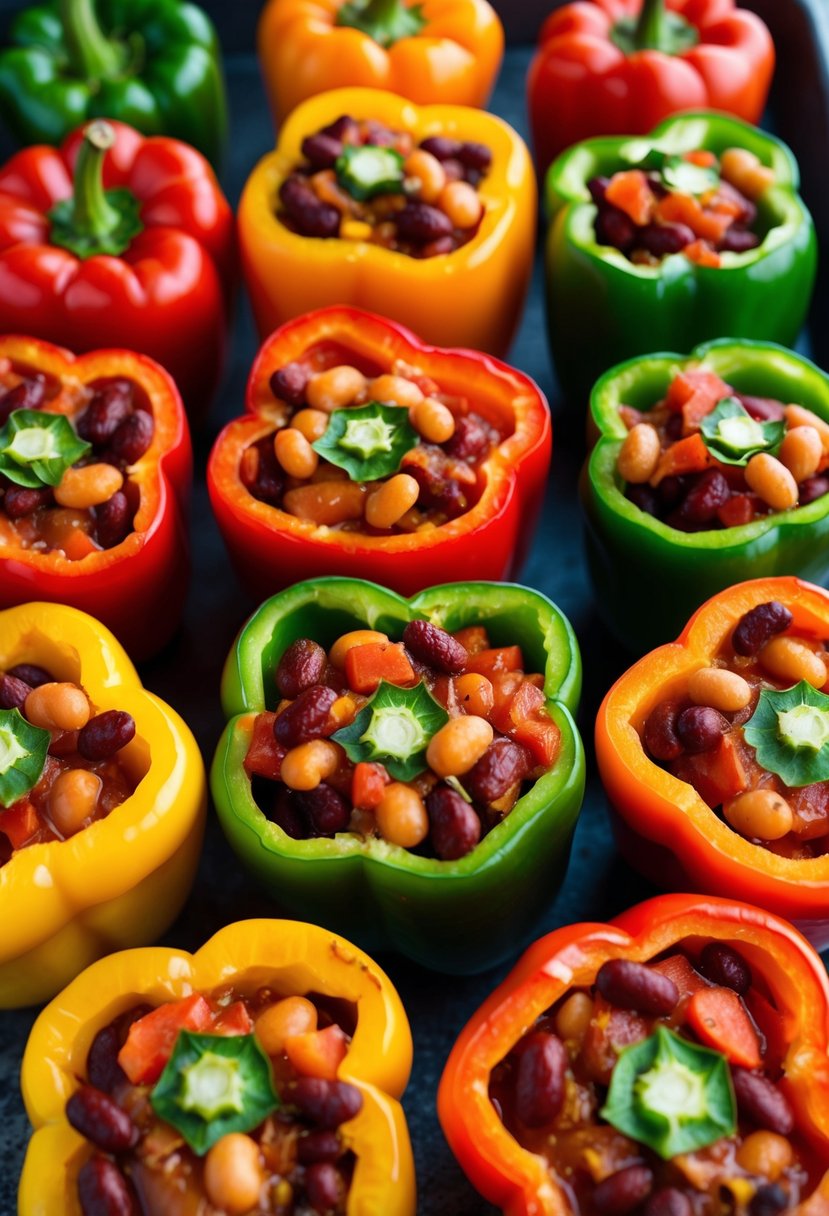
[0,119,234,423]
[0,336,191,660]
[239,88,535,358]
[0,0,228,168]
[0,602,206,1008]
[596,577,829,950]
[582,339,829,653]
[528,0,774,177]
[258,0,504,126]
[18,919,415,1215]
[208,307,551,600]
[438,892,829,1216]
[545,113,817,407]
[211,577,584,974]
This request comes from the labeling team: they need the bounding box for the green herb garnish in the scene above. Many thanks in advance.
[0,708,50,809]
[313,401,419,481]
[700,397,785,466]
[743,680,829,787]
[335,144,405,201]
[0,410,90,488]
[332,679,448,781]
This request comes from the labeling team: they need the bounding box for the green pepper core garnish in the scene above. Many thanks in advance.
[700,397,785,466]
[743,680,829,786]
[0,409,90,489]
[332,679,449,781]
[0,708,50,810]
[335,144,406,201]
[312,401,419,481]
[625,149,719,196]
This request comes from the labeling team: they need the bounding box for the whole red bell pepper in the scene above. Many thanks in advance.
[207,307,551,599]
[0,119,233,424]
[527,0,775,176]
[438,893,829,1216]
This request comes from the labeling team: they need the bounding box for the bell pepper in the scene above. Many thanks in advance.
[544,112,817,407]
[0,0,228,167]
[0,335,191,660]
[528,0,774,177]
[0,118,234,424]
[18,918,415,1215]
[211,576,584,974]
[0,601,206,1008]
[595,576,829,950]
[207,307,551,600]
[258,0,504,126]
[438,892,829,1216]
[583,338,829,653]
[238,88,535,358]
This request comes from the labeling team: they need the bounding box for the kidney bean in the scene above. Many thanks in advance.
[750,1185,790,1216]
[95,491,132,549]
[514,1031,567,1126]
[444,413,490,462]
[295,783,351,835]
[594,1166,654,1216]
[274,685,337,747]
[362,119,396,147]
[301,132,343,169]
[276,638,328,699]
[403,619,467,673]
[721,227,760,252]
[595,205,636,253]
[270,362,309,408]
[699,942,751,994]
[736,394,786,423]
[645,1189,692,1216]
[0,374,46,423]
[280,176,341,238]
[67,1084,138,1151]
[306,1162,346,1212]
[596,959,678,1015]
[86,1023,128,1093]
[77,711,136,761]
[8,662,53,686]
[639,222,694,256]
[718,180,757,226]
[77,1155,135,1216]
[395,202,453,244]
[732,600,793,656]
[426,784,481,860]
[626,484,659,515]
[109,410,154,465]
[0,672,31,710]
[799,474,829,504]
[321,115,360,143]
[657,475,690,510]
[420,136,463,162]
[244,436,285,505]
[297,1129,344,1164]
[292,1077,363,1128]
[465,737,530,803]
[4,485,53,517]
[643,700,684,761]
[459,141,492,173]
[266,788,308,839]
[732,1069,794,1134]
[676,705,729,754]
[587,175,610,204]
[677,469,730,526]
[77,381,133,447]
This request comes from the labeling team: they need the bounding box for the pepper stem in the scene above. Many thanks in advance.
[335,0,426,49]
[60,0,123,81]
[610,0,699,56]
[67,122,124,240]
[634,0,667,50]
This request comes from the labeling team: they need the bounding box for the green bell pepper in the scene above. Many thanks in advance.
[211,577,585,975]
[582,338,829,654]
[0,0,227,168]
[544,112,817,406]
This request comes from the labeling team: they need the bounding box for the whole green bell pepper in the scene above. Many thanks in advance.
[582,338,829,654]
[211,577,585,975]
[0,0,227,168]
[545,112,817,407]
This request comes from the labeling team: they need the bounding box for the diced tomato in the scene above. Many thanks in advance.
[60,529,99,560]
[352,761,389,810]
[345,642,414,694]
[512,717,561,769]
[118,994,214,1084]
[619,405,644,430]
[686,986,761,1068]
[665,369,732,435]
[0,800,39,849]
[650,954,709,1004]
[684,239,721,268]
[244,712,285,782]
[284,1024,348,1081]
[672,733,748,807]
[213,1000,253,1036]
[465,645,524,678]
[605,170,654,226]
[717,494,758,528]
[789,782,829,840]
[655,193,732,243]
[491,679,545,733]
[490,671,524,713]
[582,997,650,1085]
[452,625,490,655]
[651,433,714,484]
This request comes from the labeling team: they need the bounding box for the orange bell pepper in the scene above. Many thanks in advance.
[238,88,535,358]
[258,0,504,125]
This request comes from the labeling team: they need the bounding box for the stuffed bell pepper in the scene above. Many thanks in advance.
[583,338,829,652]
[438,892,829,1216]
[545,113,816,406]
[0,602,205,1007]
[211,577,584,973]
[0,118,234,422]
[238,88,535,358]
[208,307,550,600]
[596,577,829,950]
[258,0,504,125]
[19,918,415,1214]
[0,336,190,660]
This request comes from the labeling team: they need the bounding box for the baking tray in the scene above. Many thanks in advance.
[1,3,829,1212]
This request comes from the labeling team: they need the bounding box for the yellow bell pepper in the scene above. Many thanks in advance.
[0,602,205,1008]
[238,87,536,357]
[19,918,416,1215]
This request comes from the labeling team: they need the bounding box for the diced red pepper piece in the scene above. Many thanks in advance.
[491,679,545,733]
[683,150,717,168]
[511,716,561,769]
[118,994,214,1084]
[284,1023,348,1080]
[684,239,722,268]
[582,996,650,1085]
[0,800,39,849]
[664,368,731,434]
[605,170,654,226]
[452,626,490,655]
[345,642,415,694]
[655,193,732,243]
[352,761,389,810]
[718,494,758,528]
[244,712,285,781]
[686,986,762,1068]
[213,1000,254,1036]
[465,645,524,678]
[672,733,748,807]
[651,433,715,485]
[788,782,829,840]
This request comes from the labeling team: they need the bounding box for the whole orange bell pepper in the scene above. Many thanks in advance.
[258,0,504,126]
[238,87,535,358]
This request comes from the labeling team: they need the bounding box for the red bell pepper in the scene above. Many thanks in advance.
[0,119,233,424]
[438,893,829,1216]
[527,0,775,177]
[207,307,551,599]
[0,335,191,660]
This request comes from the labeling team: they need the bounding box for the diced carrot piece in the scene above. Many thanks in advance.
[60,528,99,561]
[684,240,721,268]
[651,954,708,1002]
[284,1024,348,1081]
[656,193,732,243]
[651,433,715,484]
[686,986,761,1067]
[512,717,561,768]
[213,1000,254,1036]
[743,989,784,1066]
[684,149,717,168]
[452,625,490,655]
[582,997,650,1085]
[345,642,414,694]
[718,495,758,528]
[605,170,654,226]
[491,679,546,734]
[244,712,285,782]
[672,733,748,807]
[0,800,39,849]
[352,761,389,810]
[118,995,214,1084]
[465,645,524,678]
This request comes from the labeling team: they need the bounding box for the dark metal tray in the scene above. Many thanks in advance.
[1,3,829,1212]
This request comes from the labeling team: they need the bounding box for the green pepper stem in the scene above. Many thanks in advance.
[358,0,405,22]
[634,0,667,50]
[60,0,123,80]
[335,0,425,47]
[65,122,123,241]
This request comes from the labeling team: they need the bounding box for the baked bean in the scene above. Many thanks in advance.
[643,700,684,761]
[720,147,775,198]
[594,1166,654,1216]
[25,681,90,731]
[109,410,154,464]
[732,601,793,656]
[779,425,822,484]
[329,695,356,729]
[270,362,309,407]
[759,635,827,687]
[306,1162,346,1213]
[724,789,793,841]
[276,639,327,699]
[618,424,660,484]
[425,783,481,859]
[295,783,351,835]
[376,783,429,848]
[676,705,729,754]
[49,769,102,836]
[365,473,420,529]
[292,1077,363,1128]
[306,365,366,413]
[737,1130,794,1179]
[274,427,319,479]
[554,992,593,1044]
[732,1068,794,1134]
[280,740,340,791]
[297,1130,343,1164]
[464,737,530,803]
[204,1133,262,1214]
[403,619,467,673]
[784,403,829,453]
[292,408,328,443]
[426,714,493,778]
[410,397,455,443]
[55,463,124,510]
[438,180,482,228]
[453,672,494,718]
[688,667,752,713]
[699,942,751,994]
[514,1032,567,1126]
[255,996,317,1055]
[368,374,423,409]
[404,149,447,202]
[66,1084,138,1152]
[78,711,136,760]
[596,959,678,1015]
[745,453,798,511]
[283,481,366,525]
[0,672,31,710]
[644,1190,692,1216]
[329,630,388,669]
[77,1155,134,1216]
